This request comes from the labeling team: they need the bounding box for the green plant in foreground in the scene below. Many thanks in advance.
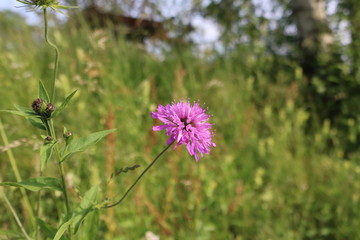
[0,2,216,240]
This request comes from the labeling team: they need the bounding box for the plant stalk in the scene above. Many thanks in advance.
[44,118,72,238]
[103,141,174,208]
[43,8,59,103]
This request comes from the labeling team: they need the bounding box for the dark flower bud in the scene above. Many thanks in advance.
[45,103,55,114]
[32,98,45,114]
[45,136,52,142]
[63,128,73,144]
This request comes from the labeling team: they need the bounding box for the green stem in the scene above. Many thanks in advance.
[43,8,71,238]
[43,119,69,211]
[42,118,72,238]
[45,119,72,238]
[103,141,174,209]
[0,119,36,231]
[43,8,59,103]
[1,189,32,240]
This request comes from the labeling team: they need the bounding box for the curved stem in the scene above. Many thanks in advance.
[1,189,32,240]
[43,8,59,102]
[103,141,175,209]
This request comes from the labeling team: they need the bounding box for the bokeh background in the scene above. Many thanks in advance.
[1,0,360,239]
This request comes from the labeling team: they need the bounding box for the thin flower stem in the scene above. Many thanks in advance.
[43,8,59,102]
[43,8,72,238]
[1,189,32,240]
[0,119,36,231]
[103,141,175,209]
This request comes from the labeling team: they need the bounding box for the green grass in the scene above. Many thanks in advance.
[1,12,360,240]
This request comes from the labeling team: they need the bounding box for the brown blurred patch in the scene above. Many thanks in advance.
[239,105,254,148]
[173,65,187,99]
[228,180,243,214]
[103,108,119,235]
[144,196,173,236]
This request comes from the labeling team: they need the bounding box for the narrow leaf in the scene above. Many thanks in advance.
[72,185,98,234]
[52,90,78,118]
[80,209,99,240]
[39,79,50,103]
[40,141,58,171]
[14,105,35,113]
[37,218,57,239]
[0,177,62,192]
[53,218,73,240]
[0,110,37,118]
[62,129,116,161]
[28,117,46,130]
[112,164,140,178]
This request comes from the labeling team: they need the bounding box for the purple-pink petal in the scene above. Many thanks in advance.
[151,100,216,161]
[153,125,168,131]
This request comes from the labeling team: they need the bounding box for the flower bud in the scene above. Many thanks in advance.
[45,136,53,142]
[32,98,45,114]
[45,103,55,115]
[63,128,73,144]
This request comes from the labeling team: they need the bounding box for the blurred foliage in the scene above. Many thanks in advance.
[0,5,360,240]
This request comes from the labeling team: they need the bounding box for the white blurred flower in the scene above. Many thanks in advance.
[145,231,160,240]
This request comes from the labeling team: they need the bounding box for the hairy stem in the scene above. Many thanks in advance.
[1,189,32,240]
[43,8,59,103]
[103,141,174,209]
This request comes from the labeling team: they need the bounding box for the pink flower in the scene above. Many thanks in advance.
[151,101,216,161]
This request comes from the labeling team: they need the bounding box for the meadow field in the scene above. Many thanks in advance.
[1,10,360,240]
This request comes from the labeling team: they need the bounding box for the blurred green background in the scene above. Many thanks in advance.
[1,0,360,239]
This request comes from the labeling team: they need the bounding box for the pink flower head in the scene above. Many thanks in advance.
[151,101,216,161]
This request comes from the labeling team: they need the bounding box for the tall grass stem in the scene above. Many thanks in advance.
[0,119,36,230]
[1,189,32,240]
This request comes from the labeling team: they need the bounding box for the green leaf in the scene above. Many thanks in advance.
[72,185,98,234]
[52,90,78,118]
[0,177,63,192]
[53,218,73,240]
[0,105,38,118]
[39,79,50,103]
[28,117,46,130]
[80,208,99,240]
[0,110,38,118]
[40,141,58,171]
[14,105,34,113]
[37,218,57,239]
[61,129,116,162]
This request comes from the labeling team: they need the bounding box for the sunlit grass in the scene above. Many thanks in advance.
[1,12,360,239]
